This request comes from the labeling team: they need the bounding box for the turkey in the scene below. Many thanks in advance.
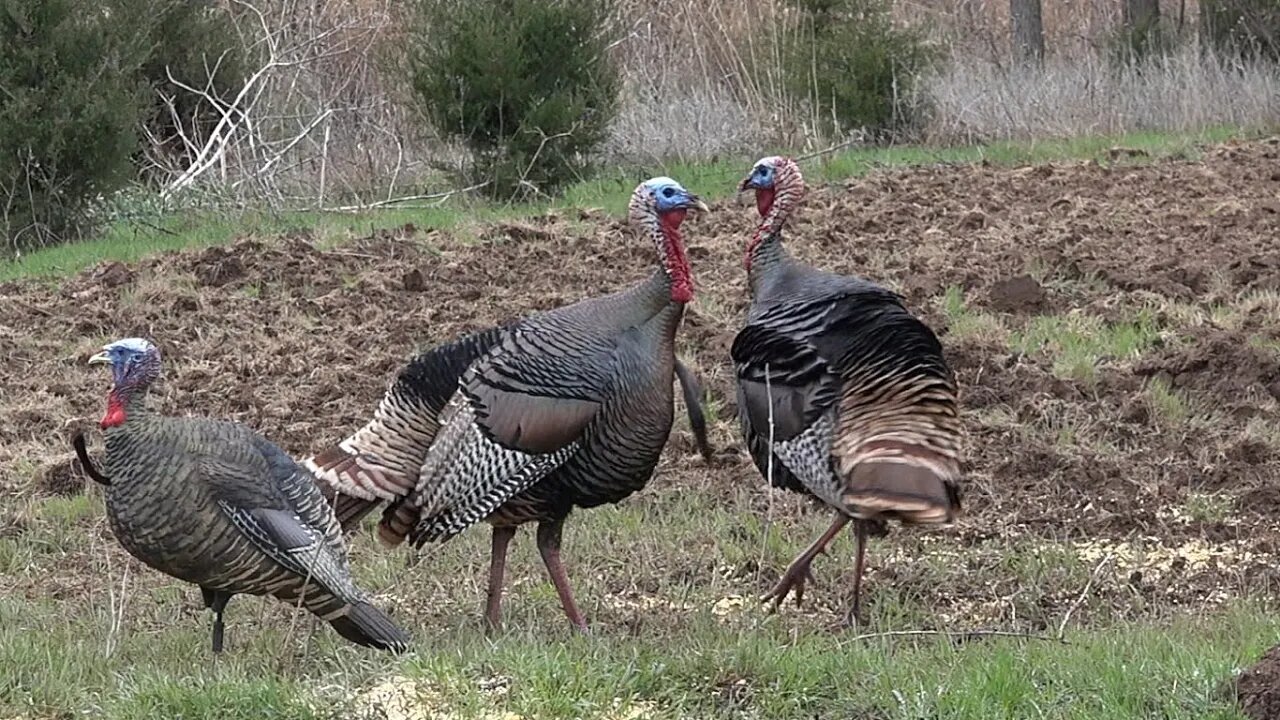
[731,156,962,625]
[85,338,410,654]
[306,177,709,634]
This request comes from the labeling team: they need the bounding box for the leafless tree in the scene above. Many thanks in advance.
[1010,0,1045,66]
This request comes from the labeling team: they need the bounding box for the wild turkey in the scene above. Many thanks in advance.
[85,338,410,654]
[732,156,962,625]
[306,177,709,634]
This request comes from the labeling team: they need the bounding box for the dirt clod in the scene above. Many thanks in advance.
[987,275,1046,314]
[957,208,987,230]
[36,460,84,497]
[403,269,427,292]
[94,261,134,288]
[194,247,247,287]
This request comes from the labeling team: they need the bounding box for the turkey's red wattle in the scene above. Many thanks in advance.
[659,210,693,303]
[755,187,775,217]
[744,187,781,269]
[101,392,127,429]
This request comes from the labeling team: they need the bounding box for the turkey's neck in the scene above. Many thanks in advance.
[102,385,151,430]
[622,220,690,344]
[746,212,796,301]
[653,216,693,305]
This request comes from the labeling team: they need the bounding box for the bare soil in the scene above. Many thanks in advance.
[2,138,1279,707]
[1235,645,1280,720]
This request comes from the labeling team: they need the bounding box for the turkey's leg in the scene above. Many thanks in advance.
[843,520,870,628]
[536,518,588,633]
[484,526,517,635]
[201,587,233,653]
[761,514,850,612]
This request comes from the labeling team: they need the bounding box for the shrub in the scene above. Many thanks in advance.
[406,0,620,200]
[0,0,150,254]
[781,0,937,140]
[1201,0,1280,63]
[137,0,249,177]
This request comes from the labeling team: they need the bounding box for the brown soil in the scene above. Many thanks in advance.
[1,138,1279,656]
[1235,646,1280,720]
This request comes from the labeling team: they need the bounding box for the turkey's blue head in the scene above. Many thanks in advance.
[89,338,162,428]
[631,176,708,226]
[740,156,806,269]
[739,156,804,219]
[629,176,708,305]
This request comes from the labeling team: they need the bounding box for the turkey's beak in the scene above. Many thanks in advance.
[738,173,756,194]
[689,196,710,213]
[88,351,112,366]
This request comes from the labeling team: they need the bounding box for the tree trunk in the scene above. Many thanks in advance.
[1124,0,1162,31]
[1123,0,1162,56]
[1010,0,1045,66]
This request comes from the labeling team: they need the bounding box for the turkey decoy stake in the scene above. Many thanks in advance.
[732,156,963,627]
[307,177,712,635]
[85,338,409,654]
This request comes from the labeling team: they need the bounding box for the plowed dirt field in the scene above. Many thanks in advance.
[2,137,1278,717]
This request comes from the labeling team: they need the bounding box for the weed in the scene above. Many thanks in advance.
[1146,377,1189,425]
[1182,492,1236,525]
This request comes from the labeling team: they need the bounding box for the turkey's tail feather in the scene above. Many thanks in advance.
[307,446,385,529]
[840,453,960,525]
[674,357,715,463]
[306,326,509,533]
[328,601,411,653]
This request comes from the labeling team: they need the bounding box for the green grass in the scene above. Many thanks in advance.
[1011,312,1163,384]
[941,286,1005,342]
[0,592,1270,719]
[0,126,1257,283]
[1146,377,1191,425]
[0,482,1272,719]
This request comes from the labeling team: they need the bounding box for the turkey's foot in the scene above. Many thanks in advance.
[761,557,818,611]
[760,514,851,613]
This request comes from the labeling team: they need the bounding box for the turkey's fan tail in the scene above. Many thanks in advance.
[328,601,411,653]
[828,306,963,525]
[304,325,507,532]
[674,357,715,463]
[839,445,960,525]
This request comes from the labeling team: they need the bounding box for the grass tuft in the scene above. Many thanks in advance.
[940,286,1005,343]
[1011,311,1162,383]
[1146,377,1191,425]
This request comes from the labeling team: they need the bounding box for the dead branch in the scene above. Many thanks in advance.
[1056,551,1115,640]
[316,181,491,213]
